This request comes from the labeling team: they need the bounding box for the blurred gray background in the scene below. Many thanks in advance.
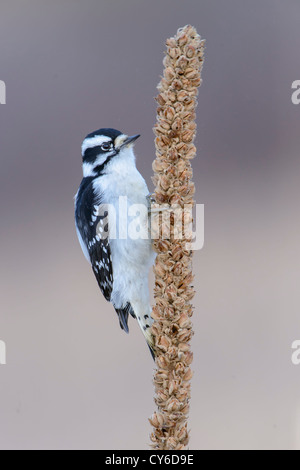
[1,0,300,450]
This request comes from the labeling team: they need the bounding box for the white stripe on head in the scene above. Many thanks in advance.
[82,162,96,177]
[82,152,112,177]
[81,135,112,156]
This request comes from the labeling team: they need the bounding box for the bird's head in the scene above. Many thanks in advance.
[81,128,140,177]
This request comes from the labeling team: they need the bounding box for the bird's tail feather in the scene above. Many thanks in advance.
[130,302,155,360]
[115,302,155,359]
[115,302,133,334]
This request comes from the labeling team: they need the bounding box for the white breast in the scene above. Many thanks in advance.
[92,146,155,309]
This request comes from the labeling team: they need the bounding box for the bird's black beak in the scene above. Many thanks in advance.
[119,134,140,149]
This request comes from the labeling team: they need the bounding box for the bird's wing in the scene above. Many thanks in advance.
[75,178,137,334]
[75,179,113,301]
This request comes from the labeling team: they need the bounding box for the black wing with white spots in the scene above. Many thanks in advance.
[75,177,113,301]
[75,177,137,334]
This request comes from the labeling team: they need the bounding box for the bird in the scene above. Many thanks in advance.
[75,128,156,358]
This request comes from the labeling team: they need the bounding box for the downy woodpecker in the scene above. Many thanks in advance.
[75,128,156,357]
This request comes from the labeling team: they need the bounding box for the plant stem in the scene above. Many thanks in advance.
[149,25,205,450]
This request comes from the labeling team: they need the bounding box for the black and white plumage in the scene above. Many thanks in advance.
[75,128,156,357]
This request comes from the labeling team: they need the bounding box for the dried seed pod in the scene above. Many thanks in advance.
[183,368,193,381]
[178,312,190,328]
[164,106,176,121]
[185,45,196,58]
[177,55,189,70]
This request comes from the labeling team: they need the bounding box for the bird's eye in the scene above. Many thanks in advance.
[101,142,112,152]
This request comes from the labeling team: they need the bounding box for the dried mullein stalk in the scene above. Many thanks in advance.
[149,25,205,450]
